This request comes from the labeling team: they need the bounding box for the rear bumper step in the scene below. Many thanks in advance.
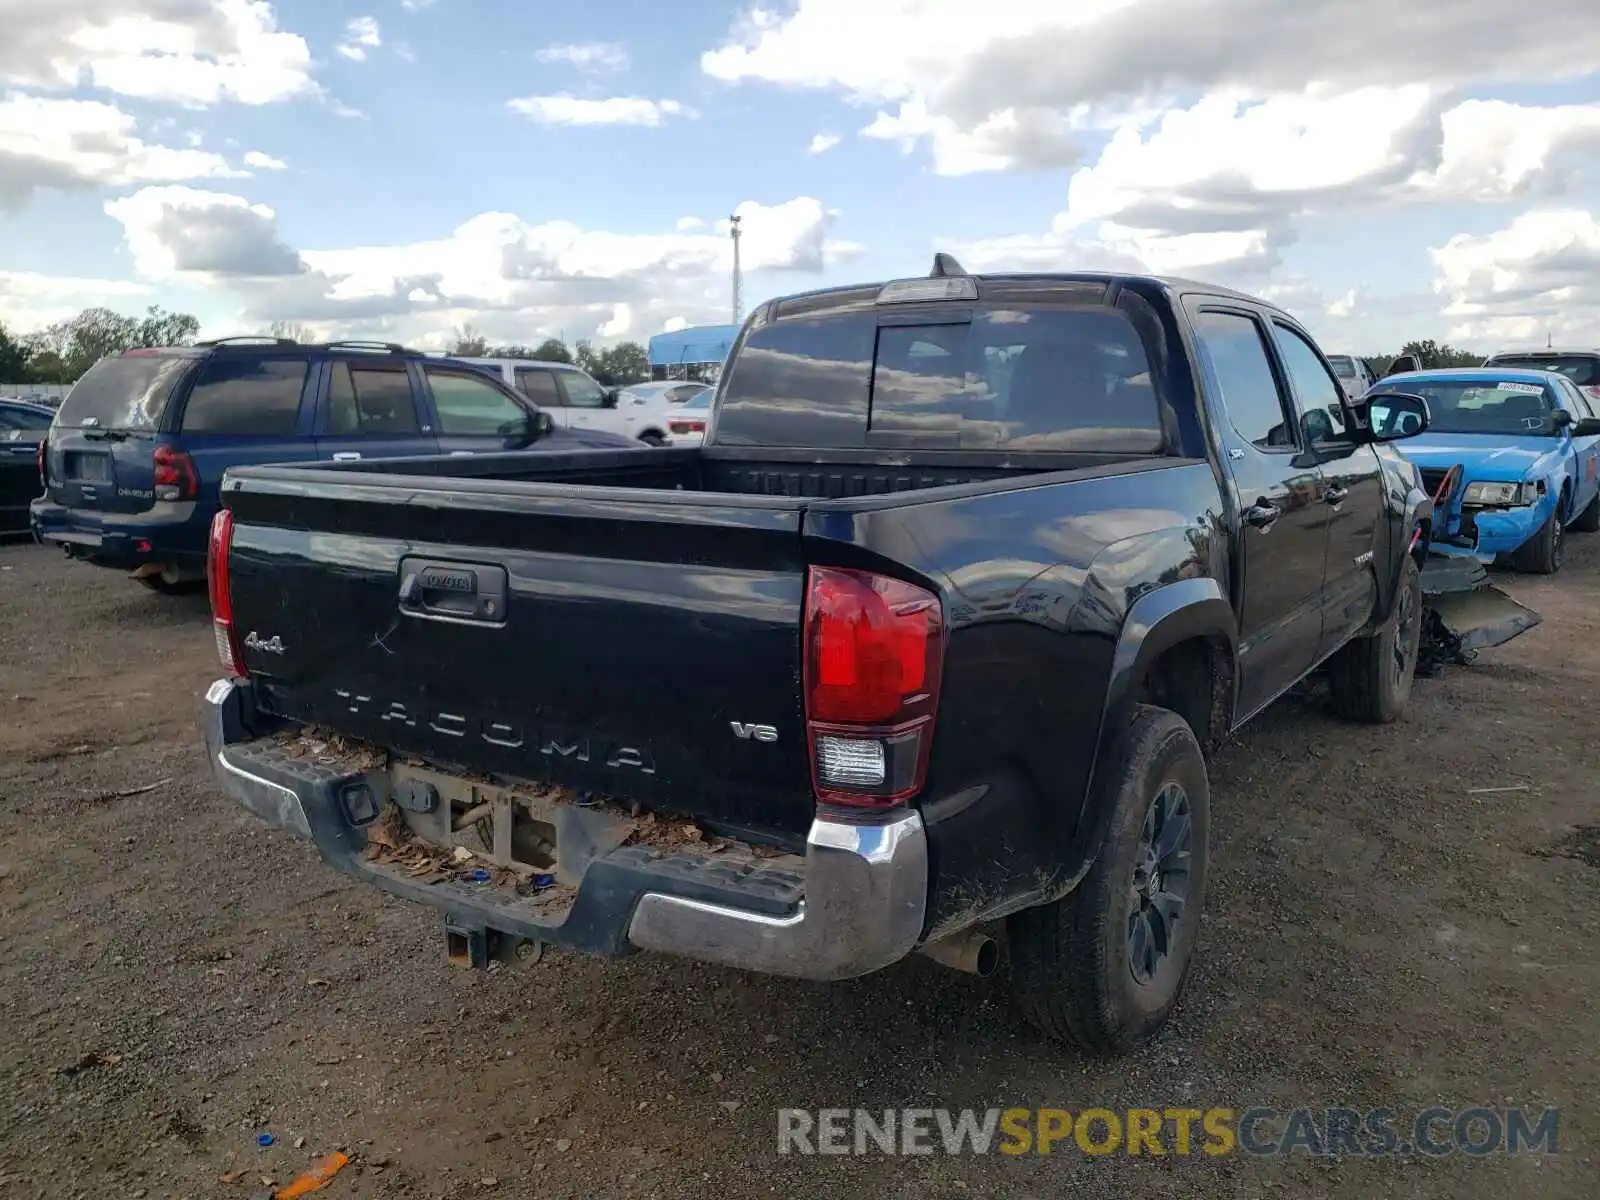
[202,679,928,981]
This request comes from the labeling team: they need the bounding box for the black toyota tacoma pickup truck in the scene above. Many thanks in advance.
[201,261,1434,1053]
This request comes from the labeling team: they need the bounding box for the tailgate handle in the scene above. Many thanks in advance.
[398,558,508,624]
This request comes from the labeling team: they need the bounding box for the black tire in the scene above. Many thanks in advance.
[1512,498,1565,574]
[1327,555,1423,723]
[1008,704,1209,1055]
[1570,490,1600,533]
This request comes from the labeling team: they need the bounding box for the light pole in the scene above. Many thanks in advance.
[729,213,743,325]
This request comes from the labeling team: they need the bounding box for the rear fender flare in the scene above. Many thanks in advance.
[1070,579,1236,871]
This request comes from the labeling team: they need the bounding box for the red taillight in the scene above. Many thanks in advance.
[36,438,46,489]
[668,419,706,435]
[208,509,245,677]
[1586,386,1600,403]
[153,444,198,501]
[803,566,945,808]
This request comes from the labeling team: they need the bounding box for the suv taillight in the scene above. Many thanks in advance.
[208,509,245,677]
[668,418,705,435]
[153,444,198,501]
[803,566,945,808]
[36,438,46,489]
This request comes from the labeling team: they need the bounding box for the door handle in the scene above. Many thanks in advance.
[332,452,361,461]
[1243,502,1281,531]
[1325,484,1349,506]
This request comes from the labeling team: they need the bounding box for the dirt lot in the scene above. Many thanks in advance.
[1,538,1596,1199]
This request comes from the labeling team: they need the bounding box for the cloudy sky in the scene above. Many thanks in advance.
[3,0,1599,354]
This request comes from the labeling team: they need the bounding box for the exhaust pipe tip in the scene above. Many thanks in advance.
[919,928,1000,978]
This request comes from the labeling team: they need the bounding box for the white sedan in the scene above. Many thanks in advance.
[664,387,713,446]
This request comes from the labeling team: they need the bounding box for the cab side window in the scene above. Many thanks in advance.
[1193,311,1297,451]
[1272,324,1349,446]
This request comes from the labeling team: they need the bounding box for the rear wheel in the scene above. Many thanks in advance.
[1327,554,1423,723]
[1513,498,1565,574]
[1008,705,1209,1055]
[1570,490,1600,533]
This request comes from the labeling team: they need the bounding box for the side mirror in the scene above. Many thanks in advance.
[498,411,554,446]
[1552,409,1574,429]
[1366,391,1431,442]
[1572,417,1600,437]
[600,388,619,409]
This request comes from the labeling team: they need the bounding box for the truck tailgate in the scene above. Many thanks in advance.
[224,479,816,839]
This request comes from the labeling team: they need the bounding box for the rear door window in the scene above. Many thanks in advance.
[514,367,563,407]
[56,354,191,431]
[178,358,308,434]
[326,362,421,434]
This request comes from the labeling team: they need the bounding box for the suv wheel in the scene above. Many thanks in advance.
[1008,704,1209,1054]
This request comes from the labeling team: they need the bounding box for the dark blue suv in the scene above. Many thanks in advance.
[32,337,634,592]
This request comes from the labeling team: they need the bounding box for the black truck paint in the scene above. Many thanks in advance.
[203,269,1433,1051]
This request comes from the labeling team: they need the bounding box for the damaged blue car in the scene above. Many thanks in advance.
[1378,368,1600,574]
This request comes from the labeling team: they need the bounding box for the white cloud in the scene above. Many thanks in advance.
[0,268,151,332]
[860,96,1081,175]
[400,0,436,8]
[536,42,629,73]
[507,95,688,127]
[4,0,319,107]
[103,191,860,342]
[702,0,1599,170]
[0,93,244,210]
[336,16,381,62]
[807,132,840,155]
[675,216,706,231]
[105,185,306,278]
[948,87,1600,287]
[1432,209,1600,345]
[243,149,286,170]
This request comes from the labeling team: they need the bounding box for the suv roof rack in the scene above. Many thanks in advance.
[194,335,298,348]
[321,340,413,355]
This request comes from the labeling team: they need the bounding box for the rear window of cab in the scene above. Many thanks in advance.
[714,306,1165,453]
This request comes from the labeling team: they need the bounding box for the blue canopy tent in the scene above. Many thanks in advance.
[648,324,740,382]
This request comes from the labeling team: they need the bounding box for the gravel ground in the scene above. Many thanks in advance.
[1,538,1596,1199]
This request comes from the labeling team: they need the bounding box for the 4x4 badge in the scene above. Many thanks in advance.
[244,632,286,655]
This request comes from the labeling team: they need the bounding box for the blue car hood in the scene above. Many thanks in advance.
[1400,434,1562,481]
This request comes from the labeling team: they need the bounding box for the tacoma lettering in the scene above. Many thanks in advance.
[332,691,655,774]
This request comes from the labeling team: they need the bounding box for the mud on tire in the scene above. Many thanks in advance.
[1008,704,1209,1055]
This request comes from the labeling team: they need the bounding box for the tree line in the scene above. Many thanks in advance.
[1362,340,1484,378]
[0,306,201,383]
[0,307,656,389]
